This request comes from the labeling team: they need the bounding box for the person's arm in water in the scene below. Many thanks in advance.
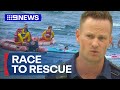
[35,41,39,51]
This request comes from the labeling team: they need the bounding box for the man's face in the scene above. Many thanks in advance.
[47,28,52,32]
[76,17,112,62]
[24,24,28,28]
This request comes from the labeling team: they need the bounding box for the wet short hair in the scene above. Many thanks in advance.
[48,26,52,29]
[80,11,113,28]
[24,24,28,26]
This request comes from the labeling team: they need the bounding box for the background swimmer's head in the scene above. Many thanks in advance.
[64,45,68,50]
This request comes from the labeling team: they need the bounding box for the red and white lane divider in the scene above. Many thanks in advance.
[105,54,120,59]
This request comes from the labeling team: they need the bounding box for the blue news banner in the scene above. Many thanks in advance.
[4,52,72,76]
[5,14,42,21]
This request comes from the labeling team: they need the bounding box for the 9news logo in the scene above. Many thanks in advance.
[5,14,41,21]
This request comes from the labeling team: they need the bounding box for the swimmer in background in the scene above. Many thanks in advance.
[59,45,69,52]
[64,45,69,51]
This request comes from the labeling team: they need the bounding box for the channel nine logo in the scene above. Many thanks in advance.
[5,14,41,21]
